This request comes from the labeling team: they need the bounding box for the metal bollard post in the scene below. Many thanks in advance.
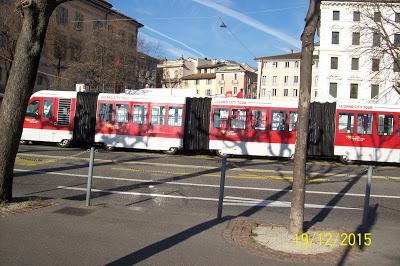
[86,147,95,207]
[362,165,373,227]
[217,156,227,219]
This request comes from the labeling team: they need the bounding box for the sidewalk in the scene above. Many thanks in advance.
[0,199,399,265]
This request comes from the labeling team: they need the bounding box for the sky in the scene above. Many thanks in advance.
[108,0,309,67]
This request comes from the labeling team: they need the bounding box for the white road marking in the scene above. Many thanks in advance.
[56,186,361,210]
[14,169,400,200]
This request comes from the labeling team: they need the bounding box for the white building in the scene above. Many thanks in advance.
[318,0,400,103]
[256,50,319,101]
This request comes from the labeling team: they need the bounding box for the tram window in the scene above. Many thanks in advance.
[168,106,183,126]
[357,114,373,135]
[213,108,229,129]
[338,113,354,133]
[231,109,247,129]
[289,112,298,132]
[133,105,147,125]
[43,100,53,119]
[378,114,394,136]
[251,110,266,130]
[271,111,286,131]
[99,103,113,122]
[151,106,166,125]
[26,100,40,117]
[115,104,129,123]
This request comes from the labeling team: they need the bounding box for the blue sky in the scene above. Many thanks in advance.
[108,0,309,66]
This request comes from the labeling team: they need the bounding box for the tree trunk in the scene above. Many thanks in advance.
[0,0,63,202]
[289,0,321,234]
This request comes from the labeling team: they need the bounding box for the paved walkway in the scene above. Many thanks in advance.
[0,198,399,266]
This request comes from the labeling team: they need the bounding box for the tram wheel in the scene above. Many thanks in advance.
[339,155,353,165]
[20,140,29,145]
[104,145,115,151]
[216,150,230,158]
[163,147,179,155]
[56,139,72,148]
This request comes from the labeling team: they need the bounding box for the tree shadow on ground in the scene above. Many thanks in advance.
[104,185,293,265]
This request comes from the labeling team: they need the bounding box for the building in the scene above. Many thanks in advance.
[182,60,257,97]
[0,0,146,93]
[318,0,400,102]
[157,58,211,88]
[215,63,257,98]
[256,50,319,101]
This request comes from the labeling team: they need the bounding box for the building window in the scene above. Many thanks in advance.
[396,13,400,23]
[293,89,298,97]
[0,33,7,47]
[352,32,360,45]
[221,74,224,80]
[70,39,81,61]
[261,88,266,97]
[378,114,394,136]
[284,89,288,97]
[93,21,104,31]
[74,12,83,31]
[220,87,225,94]
[195,80,200,85]
[315,90,318,98]
[371,84,379,98]
[357,114,373,135]
[394,34,400,47]
[206,89,211,96]
[233,87,237,94]
[56,7,68,25]
[315,76,318,86]
[284,76,289,84]
[272,88,277,96]
[373,32,381,47]
[331,57,338,69]
[338,113,355,133]
[350,83,358,99]
[294,76,299,84]
[351,58,359,70]
[333,11,340,21]
[207,79,212,85]
[374,12,381,22]
[329,82,337,97]
[234,73,237,80]
[273,62,278,68]
[261,76,266,86]
[295,61,299,68]
[372,59,380,71]
[332,31,339,44]
[272,76,277,85]
[285,62,290,68]
[353,11,360,22]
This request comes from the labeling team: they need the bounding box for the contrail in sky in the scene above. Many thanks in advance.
[144,26,207,58]
[192,0,301,48]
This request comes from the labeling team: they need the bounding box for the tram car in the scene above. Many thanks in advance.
[20,90,400,163]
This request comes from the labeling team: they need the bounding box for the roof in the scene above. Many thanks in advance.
[182,73,216,80]
[32,90,77,99]
[257,52,319,61]
[197,63,225,69]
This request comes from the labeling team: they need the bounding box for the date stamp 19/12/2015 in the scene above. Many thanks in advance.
[295,232,372,248]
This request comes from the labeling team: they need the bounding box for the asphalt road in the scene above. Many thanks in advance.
[6,143,400,265]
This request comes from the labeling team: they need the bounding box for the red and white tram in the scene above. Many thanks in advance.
[334,102,400,163]
[209,98,298,158]
[20,90,400,163]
